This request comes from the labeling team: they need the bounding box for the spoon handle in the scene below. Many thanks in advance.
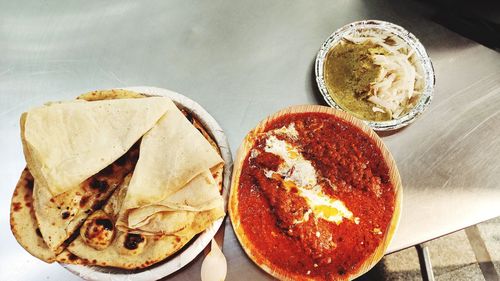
[204,216,226,255]
[214,217,226,249]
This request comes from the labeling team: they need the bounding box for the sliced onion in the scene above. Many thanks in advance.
[341,32,424,118]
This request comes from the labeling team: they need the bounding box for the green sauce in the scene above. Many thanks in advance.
[324,40,391,121]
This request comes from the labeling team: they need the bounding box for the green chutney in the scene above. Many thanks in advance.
[323,40,391,121]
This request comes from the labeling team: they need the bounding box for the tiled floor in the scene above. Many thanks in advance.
[479,218,500,277]
[357,217,500,281]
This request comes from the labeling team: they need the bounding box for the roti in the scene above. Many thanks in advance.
[25,91,148,253]
[11,90,145,259]
[32,143,139,253]
[113,96,224,235]
[120,98,223,213]
[66,100,225,269]
[10,168,56,262]
[119,170,223,235]
[10,168,88,265]
[66,172,224,269]
[229,105,402,281]
[10,89,226,270]
[21,96,172,196]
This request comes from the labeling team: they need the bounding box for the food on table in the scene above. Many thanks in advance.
[10,168,60,263]
[230,105,401,280]
[323,29,424,121]
[10,89,225,270]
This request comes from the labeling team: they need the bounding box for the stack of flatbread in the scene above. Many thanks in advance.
[10,89,225,269]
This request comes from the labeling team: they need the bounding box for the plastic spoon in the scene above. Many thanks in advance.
[201,238,227,281]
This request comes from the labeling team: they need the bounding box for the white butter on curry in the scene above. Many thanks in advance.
[262,130,359,226]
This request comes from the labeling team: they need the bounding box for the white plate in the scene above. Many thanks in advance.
[62,86,233,281]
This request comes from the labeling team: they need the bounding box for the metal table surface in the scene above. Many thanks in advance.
[1,1,499,280]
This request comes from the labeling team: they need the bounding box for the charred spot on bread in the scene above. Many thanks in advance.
[124,233,145,250]
[79,195,90,208]
[61,211,70,219]
[12,202,22,212]
[95,219,113,231]
[80,210,115,250]
[25,178,34,190]
[89,178,109,192]
[61,229,80,249]
[68,253,79,261]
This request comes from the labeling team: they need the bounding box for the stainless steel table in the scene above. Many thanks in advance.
[1,1,499,280]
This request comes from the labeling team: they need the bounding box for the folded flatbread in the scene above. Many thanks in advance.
[21,96,171,196]
[117,167,224,235]
[117,100,224,231]
[20,90,163,253]
[32,143,139,253]
[10,168,56,262]
[10,90,147,261]
[10,168,87,265]
[67,100,225,269]
[11,88,226,269]
[68,169,225,269]
[122,102,223,211]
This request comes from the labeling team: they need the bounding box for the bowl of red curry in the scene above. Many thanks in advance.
[229,105,402,280]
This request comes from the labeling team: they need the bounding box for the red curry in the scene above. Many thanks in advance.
[237,113,395,280]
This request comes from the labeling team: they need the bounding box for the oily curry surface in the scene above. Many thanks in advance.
[237,113,395,280]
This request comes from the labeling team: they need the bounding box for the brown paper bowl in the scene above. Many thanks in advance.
[229,105,402,280]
